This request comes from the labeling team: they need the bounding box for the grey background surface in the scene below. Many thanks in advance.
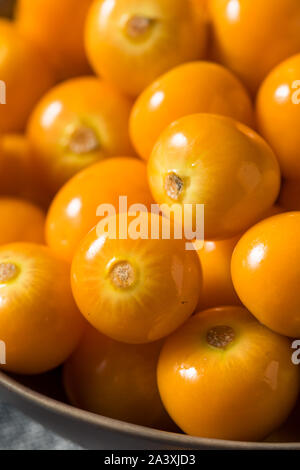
[0,401,82,450]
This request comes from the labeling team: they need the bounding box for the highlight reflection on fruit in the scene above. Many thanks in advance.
[130,61,254,160]
[46,157,154,262]
[0,243,85,375]
[85,0,208,97]
[157,306,300,441]
[232,212,300,338]
[71,213,202,344]
[148,114,281,240]
[64,326,175,430]
[27,77,134,194]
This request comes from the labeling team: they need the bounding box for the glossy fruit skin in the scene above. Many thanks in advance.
[64,326,175,430]
[279,180,300,212]
[85,0,207,97]
[196,236,241,310]
[46,157,154,263]
[209,0,300,95]
[0,198,45,245]
[0,20,55,133]
[0,243,85,374]
[130,61,254,160]
[232,212,300,338]
[148,114,281,240]
[0,134,50,208]
[157,306,300,441]
[16,0,93,80]
[71,213,202,344]
[256,54,300,180]
[28,77,135,194]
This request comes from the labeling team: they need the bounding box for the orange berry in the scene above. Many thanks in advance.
[64,326,175,430]
[0,19,55,133]
[27,77,135,194]
[232,212,300,337]
[85,0,208,97]
[209,0,300,95]
[130,61,254,160]
[16,0,93,80]
[148,114,281,240]
[256,54,300,180]
[0,243,85,374]
[158,306,300,441]
[0,198,45,245]
[71,213,202,344]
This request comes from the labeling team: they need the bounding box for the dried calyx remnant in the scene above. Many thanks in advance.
[0,262,19,283]
[206,325,235,349]
[68,125,100,155]
[165,172,184,200]
[126,16,155,38]
[109,261,136,289]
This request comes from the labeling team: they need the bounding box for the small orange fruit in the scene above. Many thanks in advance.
[0,19,55,133]
[130,61,254,160]
[209,0,300,95]
[232,212,300,338]
[0,198,45,245]
[256,54,300,180]
[16,0,93,80]
[64,325,175,430]
[27,77,135,194]
[85,0,208,97]
[46,157,154,263]
[148,114,281,240]
[0,243,85,374]
[71,213,202,344]
[157,306,300,441]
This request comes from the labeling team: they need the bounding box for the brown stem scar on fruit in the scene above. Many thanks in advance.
[68,125,99,155]
[126,16,153,38]
[165,173,184,200]
[0,262,19,283]
[109,261,136,289]
[206,326,235,349]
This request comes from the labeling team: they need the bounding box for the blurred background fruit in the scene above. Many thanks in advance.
[85,0,208,97]
[209,0,300,95]
[148,114,281,240]
[15,0,93,80]
[0,198,45,244]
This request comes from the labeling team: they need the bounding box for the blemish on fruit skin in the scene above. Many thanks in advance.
[264,360,279,391]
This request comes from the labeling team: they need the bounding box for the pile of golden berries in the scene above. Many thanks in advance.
[0,0,300,443]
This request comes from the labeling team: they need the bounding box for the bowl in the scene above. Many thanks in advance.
[0,369,300,450]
